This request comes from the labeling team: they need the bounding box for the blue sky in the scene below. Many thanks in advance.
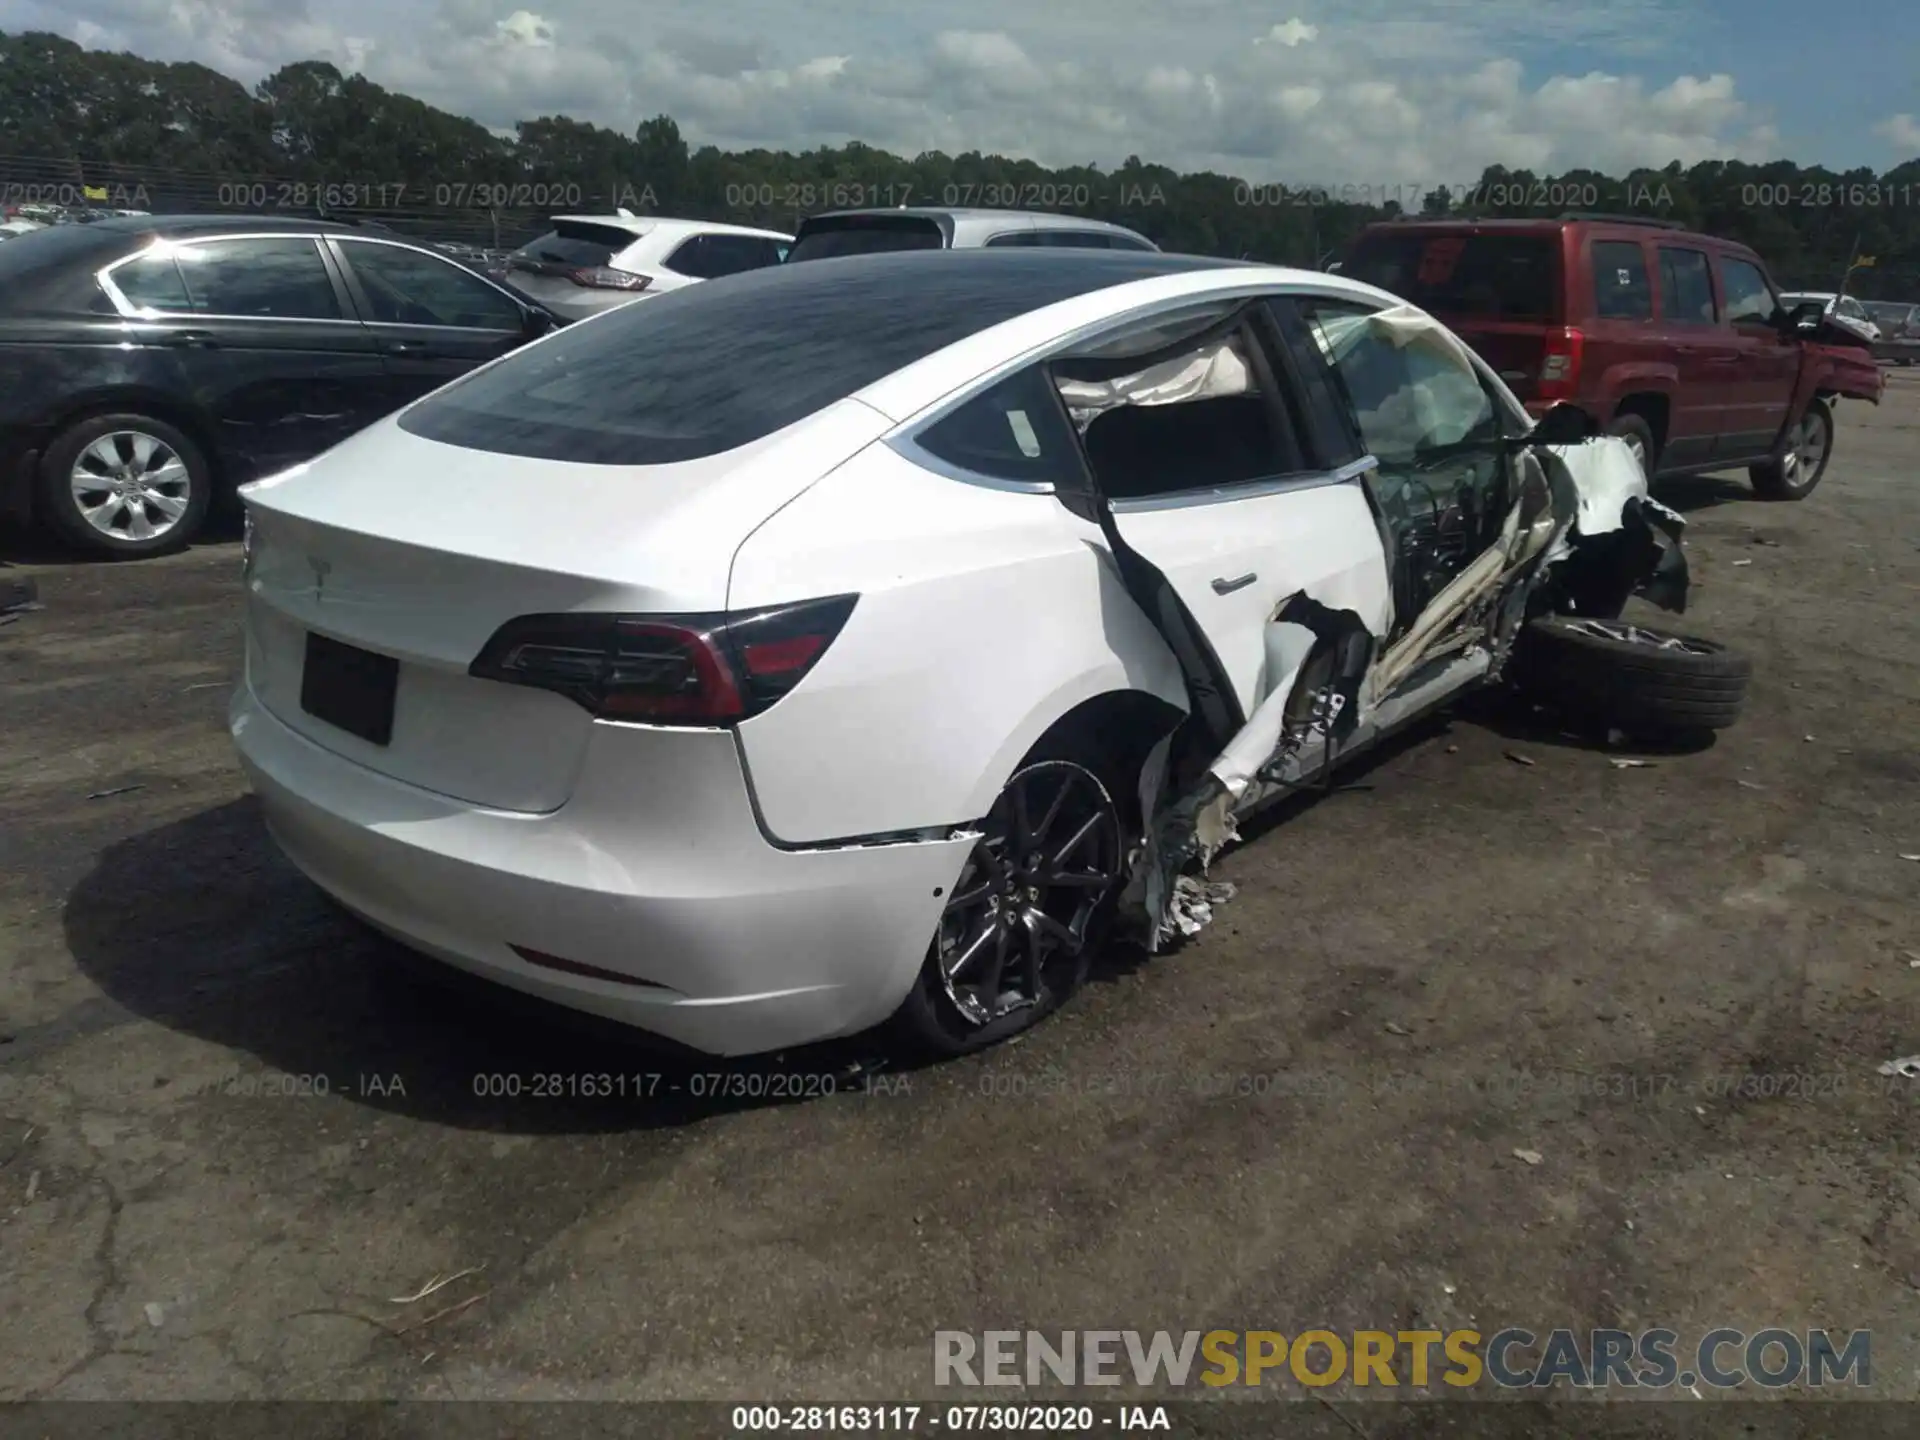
[16,0,1920,177]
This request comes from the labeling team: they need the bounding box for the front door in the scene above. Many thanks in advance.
[328,238,531,409]
[1712,253,1801,461]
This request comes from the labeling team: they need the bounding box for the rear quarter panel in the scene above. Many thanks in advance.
[727,443,1188,844]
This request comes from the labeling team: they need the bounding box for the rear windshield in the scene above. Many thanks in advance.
[1345,232,1560,321]
[399,251,1181,464]
[509,221,641,273]
[787,215,946,262]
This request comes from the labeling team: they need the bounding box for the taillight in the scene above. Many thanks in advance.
[468,595,858,725]
[567,266,650,291]
[1538,327,1584,401]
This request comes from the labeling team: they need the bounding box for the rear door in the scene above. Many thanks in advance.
[1058,302,1391,721]
[328,238,531,409]
[1712,251,1799,460]
[101,234,388,479]
[1652,242,1732,465]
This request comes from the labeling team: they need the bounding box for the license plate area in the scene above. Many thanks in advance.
[300,632,398,746]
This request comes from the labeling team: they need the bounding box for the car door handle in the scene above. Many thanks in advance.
[1212,572,1258,594]
[158,329,219,348]
[382,339,428,356]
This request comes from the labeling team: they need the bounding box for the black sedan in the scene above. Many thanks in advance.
[0,215,562,557]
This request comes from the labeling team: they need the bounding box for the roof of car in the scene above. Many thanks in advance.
[545,213,792,242]
[67,213,381,238]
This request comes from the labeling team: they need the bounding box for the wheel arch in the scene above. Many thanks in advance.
[965,671,1187,826]
[40,389,226,491]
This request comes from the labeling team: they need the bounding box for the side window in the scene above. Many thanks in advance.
[984,231,1043,247]
[698,234,786,277]
[110,250,192,312]
[1656,247,1716,324]
[342,243,523,329]
[1106,233,1156,252]
[172,237,342,319]
[1591,240,1652,320]
[1037,231,1114,249]
[914,364,1084,487]
[663,234,713,277]
[1056,319,1308,501]
[1719,257,1778,328]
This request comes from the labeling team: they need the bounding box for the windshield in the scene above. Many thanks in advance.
[787,215,946,262]
[1345,232,1560,321]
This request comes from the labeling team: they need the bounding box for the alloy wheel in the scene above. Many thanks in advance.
[1561,618,1717,655]
[69,430,192,542]
[1782,410,1829,483]
[934,760,1121,1027]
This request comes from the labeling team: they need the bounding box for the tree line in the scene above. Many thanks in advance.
[2,29,1917,296]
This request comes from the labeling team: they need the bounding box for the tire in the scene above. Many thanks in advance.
[1513,615,1750,734]
[1749,398,1832,501]
[38,413,212,558]
[1605,413,1658,478]
[890,752,1129,1057]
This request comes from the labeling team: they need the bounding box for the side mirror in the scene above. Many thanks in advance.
[1784,301,1825,334]
[522,305,557,337]
[1528,403,1595,446]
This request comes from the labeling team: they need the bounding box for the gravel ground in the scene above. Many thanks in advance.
[2,375,1917,1408]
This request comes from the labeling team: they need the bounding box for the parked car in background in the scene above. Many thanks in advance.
[1861,300,1920,364]
[1778,290,1880,346]
[229,249,1733,1059]
[0,219,46,240]
[501,212,792,323]
[0,215,563,557]
[785,207,1157,260]
[1344,214,1885,500]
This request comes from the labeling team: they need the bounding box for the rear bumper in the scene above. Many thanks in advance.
[229,680,973,1055]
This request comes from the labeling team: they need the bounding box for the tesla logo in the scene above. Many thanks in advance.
[308,556,331,600]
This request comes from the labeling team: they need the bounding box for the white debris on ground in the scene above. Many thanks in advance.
[1164,878,1237,940]
[1876,1056,1920,1080]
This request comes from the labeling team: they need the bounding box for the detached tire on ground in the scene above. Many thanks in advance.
[1513,615,1751,735]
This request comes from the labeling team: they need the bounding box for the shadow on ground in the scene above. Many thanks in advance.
[61,798,920,1137]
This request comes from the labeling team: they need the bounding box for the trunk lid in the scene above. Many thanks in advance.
[240,399,889,811]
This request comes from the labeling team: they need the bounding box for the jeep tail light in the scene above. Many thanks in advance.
[469,595,858,724]
[567,266,650,291]
[1538,327,1584,402]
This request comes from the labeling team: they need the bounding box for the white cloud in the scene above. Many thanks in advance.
[1257,18,1319,47]
[1876,113,1920,154]
[13,0,1798,184]
[495,10,555,47]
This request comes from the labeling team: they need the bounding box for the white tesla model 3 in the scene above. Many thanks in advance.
[231,248,1723,1057]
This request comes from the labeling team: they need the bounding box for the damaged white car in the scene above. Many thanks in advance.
[231,249,1748,1058]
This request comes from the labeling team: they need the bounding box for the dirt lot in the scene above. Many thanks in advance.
[2,377,1918,1408]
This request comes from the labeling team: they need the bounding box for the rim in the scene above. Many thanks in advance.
[1563,618,1716,655]
[69,430,192,541]
[934,760,1121,1027]
[1781,409,1829,484]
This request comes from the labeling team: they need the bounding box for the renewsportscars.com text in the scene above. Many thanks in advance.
[933,1328,1870,1390]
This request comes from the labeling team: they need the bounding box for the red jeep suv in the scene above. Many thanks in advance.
[1344,214,1885,500]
